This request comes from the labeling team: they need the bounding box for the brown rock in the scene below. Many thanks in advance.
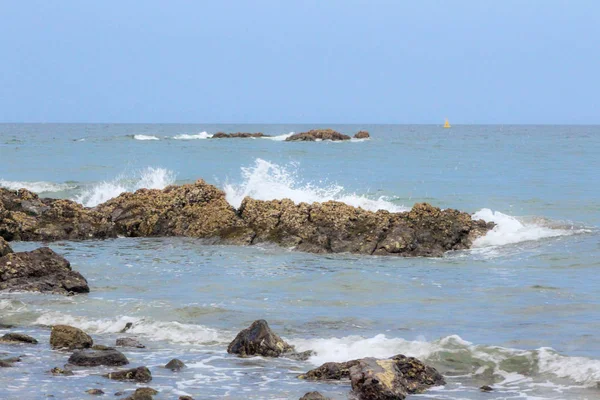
[299,391,331,400]
[480,385,494,392]
[212,132,268,138]
[103,366,152,383]
[0,237,12,257]
[354,130,370,139]
[49,366,74,376]
[50,325,93,350]
[299,360,361,380]
[0,332,38,344]
[85,389,104,395]
[164,358,186,371]
[285,129,351,142]
[227,319,294,358]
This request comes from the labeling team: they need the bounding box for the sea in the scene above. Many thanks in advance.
[0,124,599,399]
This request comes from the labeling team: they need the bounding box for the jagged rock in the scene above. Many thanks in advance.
[49,366,74,376]
[480,385,493,392]
[227,320,294,358]
[50,325,93,350]
[116,337,145,348]
[0,332,38,344]
[164,358,186,371]
[354,131,370,139]
[68,348,129,366]
[0,188,114,241]
[85,389,104,395]
[299,392,331,400]
[285,129,351,142]
[0,247,89,294]
[212,132,269,138]
[103,366,152,383]
[0,237,12,257]
[299,360,361,380]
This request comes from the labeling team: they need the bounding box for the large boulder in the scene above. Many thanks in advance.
[0,247,89,294]
[0,332,38,344]
[0,237,12,257]
[50,325,93,350]
[285,129,351,142]
[68,348,129,366]
[104,366,152,383]
[227,320,294,358]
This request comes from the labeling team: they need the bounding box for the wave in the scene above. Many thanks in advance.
[172,132,212,140]
[472,208,589,248]
[292,334,600,386]
[223,159,407,212]
[73,167,176,207]
[132,134,160,141]
[261,132,295,141]
[0,179,78,193]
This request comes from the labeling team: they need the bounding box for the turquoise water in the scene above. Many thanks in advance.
[1,124,599,399]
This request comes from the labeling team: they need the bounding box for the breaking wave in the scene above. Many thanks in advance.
[172,132,212,140]
[0,179,78,193]
[261,132,295,141]
[132,134,160,141]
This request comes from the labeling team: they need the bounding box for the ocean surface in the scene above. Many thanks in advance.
[0,123,599,399]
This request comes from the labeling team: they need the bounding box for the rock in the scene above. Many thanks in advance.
[0,360,14,367]
[103,366,152,383]
[68,349,129,366]
[91,344,114,351]
[212,132,269,138]
[0,332,38,344]
[49,366,74,376]
[120,322,133,333]
[227,320,294,358]
[354,130,370,139]
[299,392,331,400]
[0,247,89,294]
[480,385,494,392]
[116,337,145,348]
[299,360,361,380]
[50,325,93,350]
[164,358,186,371]
[0,237,12,257]
[286,349,315,361]
[123,387,158,400]
[85,389,104,395]
[285,129,351,142]
[178,397,194,400]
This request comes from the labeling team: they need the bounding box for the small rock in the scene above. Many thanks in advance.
[116,337,145,348]
[480,385,494,392]
[123,387,158,400]
[120,322,133,333]
[227,319,294,358]
[0,332,38,344]
[164,358,186,371]
[286,350,315,361]
[91,344,114,351]
[49,366,74,376]
[353,130,370,139]
[0,360,14,367]
[68,349,129,367]
[103,366,152,383]
[299,391,331,400]
[114,392,124,396]
[178,397,194,400]
[50,325,93,350]
[86,389,104,395]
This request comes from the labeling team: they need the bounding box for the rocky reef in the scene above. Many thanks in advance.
[0,183,492,258]
[285,128,352,141]
[211,132,269,138]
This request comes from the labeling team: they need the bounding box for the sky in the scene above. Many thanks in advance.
[0,0,598,124]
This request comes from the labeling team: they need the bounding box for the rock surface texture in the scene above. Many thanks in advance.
[285,129,351,141]
[0,237,12,257]
[227,320,294,358]
[68,349,129,366]
[50,325,93,350]
[354,130,370,139]
[104,366,152,383]
[212,132,269,138]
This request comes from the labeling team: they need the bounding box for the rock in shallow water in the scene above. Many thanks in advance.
[0,332,38,344]
[299,391,331,400]
[164,358,186,371]
[68,348,129,366]
[49,366,74,376]
[285,129,351,142]
[227,319,294,358]
[85,389,104,395]
[116,337,145,348]
[103,366,152,383]
[50,325,93,350]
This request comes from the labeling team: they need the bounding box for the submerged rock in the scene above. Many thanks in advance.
[0,356,22,367]
[49,366,74,376]
[285,129,351,142]
[104,366,152,383]
[0,332,38,344]
[85,389,104,395]
[354,130,370,139]
[0,237,12,257]
[212,132,269,138]
[164,358,186,371]
[227,319,294,358]
[116,337,145,348]
[0,247,89,294]
[299,392,331,400]
[68,348,129,366]
[50,325,93,350]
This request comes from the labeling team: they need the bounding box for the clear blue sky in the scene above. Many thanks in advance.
[1,0,598,123]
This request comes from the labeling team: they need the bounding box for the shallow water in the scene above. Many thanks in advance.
[1,124,599,399]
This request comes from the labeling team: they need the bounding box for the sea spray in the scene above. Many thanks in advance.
[0,179,78,193]
[172,132,212,140]
[132,134,160,141]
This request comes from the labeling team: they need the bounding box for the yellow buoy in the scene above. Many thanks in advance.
[443,118,451,128]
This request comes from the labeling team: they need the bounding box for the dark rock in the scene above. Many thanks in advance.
[178,397,194,400]
[49,366,74,376]
[285,129,351,142]
[123,387,158,400]
[212,132,269,138]
[0,247,89,294]
[286,350,315,361]
[227,320,294,358]
[299,392,331,400]
[0,357,21,367]
[120,322,133,333]
[103,366,152,383]
[50,325,93,350]
[299,360,361,380]
[114,392,124,396]
[116,337,145,348]
[0,332,38,344]
[86,389,104,395]
[0,237,12,256]
[2,356,22,363]
[68,349,129,367]
[354,131,370,139]
[164,358,186,371]
[91,344,114,351]
[480,385,493,392]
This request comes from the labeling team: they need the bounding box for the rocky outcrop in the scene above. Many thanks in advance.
[50,325,93,350]
[300,354,444,400]
[227,320,295,358]
[0,237,12,257]
[0,247,89,294]
[0,332,38,344]
[104,366,152,383]
[165,358,186,371]
[212,132,269,138]
[285,129,351,142]
[68,348,129,366]
[354,130,370,139]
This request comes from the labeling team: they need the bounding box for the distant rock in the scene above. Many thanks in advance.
[164,358,186,371]
[104,366,152,383]
[0,332,38,344]
[285,129,351,142]
[212,132,269,138]
[68,348,129,367]
[116,337,145,348]
[50,325,93,350]
[299,392,331,400]
[354,130,370,139]
[0,247,89,294]
[0,237,12,257]
[227,319,294,358]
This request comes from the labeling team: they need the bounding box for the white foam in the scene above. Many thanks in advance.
[537,347,600,385]
[133,134,160,141]
[223,159,407,212]
[472,208,586,248]
[0,179,77,193]
[73,167,176,207]
[262,132,295,141]
[173,132,212,140]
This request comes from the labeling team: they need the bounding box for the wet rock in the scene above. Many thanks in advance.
[68,348,129,366]
[0,356,22,367]
[178,396,194,400]
[114,392,124,396]
[85,389,104,395]
[103,366,152,383]
[91,344,114,351]
[299,360,361,380]
[285,129,351,142]
[164,358,186,371]
[123,387,158,400]
[0,237,12,257]
[49,366,74,376]
[212,132,269,138]
[299,392,331,400]
[116,337,145,348]
[354,130,370,139]
[480,385,494,392]
[0,332,38,344]
[286,350,315,361]
[120,322,133,333]
[50,325,93,350]
[227,319,294,358]
[0,247,89,294]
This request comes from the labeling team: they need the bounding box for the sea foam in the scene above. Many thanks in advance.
[172,132,212,140]
[0,179,78,193]
[132,134,160,141]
